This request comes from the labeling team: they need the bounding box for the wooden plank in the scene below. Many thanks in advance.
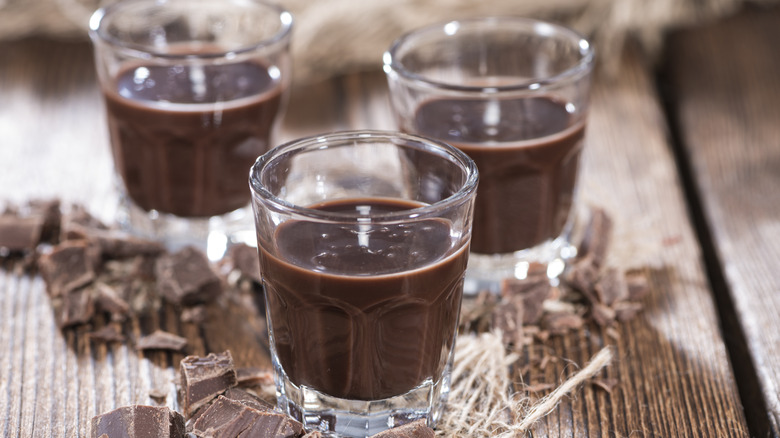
[663,5,780,437]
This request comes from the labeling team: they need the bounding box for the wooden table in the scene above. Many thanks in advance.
[1,4,779,437]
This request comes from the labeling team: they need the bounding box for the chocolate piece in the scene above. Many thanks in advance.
[224,387,274,412]
[492,296,525,346]
[591,303,616,327]
[0,214,44,252]
[90,405,185,438]
[82,227,165,259]
[28,199,61,244]
[39,240,97,297]
[578,208,613,268]
[149,388,168,402]
[625,270,650,301]
[156,246,222,306]
[180,351,238,416]
[191,396,303,438]
[55,287,96,328]
[565,256,600,301]
[235,367,274,387]
[94,282,131,319]
[89,325,125,343]
[136,330,188,352]
[541,312,584,335]
[225,243,261,284]
[369,419,435,438]
[614,301,644,322]
[594,268,627,306]
[501,276,551,325]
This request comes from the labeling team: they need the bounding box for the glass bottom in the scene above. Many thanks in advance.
[273,351,453,437]
[116,194,256,260]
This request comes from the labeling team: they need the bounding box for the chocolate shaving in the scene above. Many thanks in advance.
[369,419,435,438]
[136,330,188,352]
[591,377,619,393]
[90,405,185,438]
[179,351,238,417]
[156,247,222,306]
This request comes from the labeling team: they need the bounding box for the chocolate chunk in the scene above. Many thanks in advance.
[156,246,222,306]
[136,330,188,352]
[28,199,61,244]
[224,387,274,412]
[39,240,97,297]
[594,268,627,306]
[578,208,613,268]
[94,282,131,319]
[89,324,125,343]
[225,243,261,284]
[235,367,274,387]
[591,302,616,327]
[149,388,168,402]
[191,396,303,438]
[90,405,185,438]
[501,276,551,325]
[625,270,650,301]
[541,312,584,335]
[565,256,600,301]
[180,351,238,417]
[492,296,525,346]
[369,419,435,437]
[55,287,95,328]
[0,214,44,252]
[181,305,207,324]
[83,228,165,259]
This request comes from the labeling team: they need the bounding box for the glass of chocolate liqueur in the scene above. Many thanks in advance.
[249,131,478,437]
[89,0,292,258]
[384,17,595,293]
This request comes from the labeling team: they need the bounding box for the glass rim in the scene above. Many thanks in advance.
[383,16,594,94]
[249,130,479,223]
[88,0,293,60]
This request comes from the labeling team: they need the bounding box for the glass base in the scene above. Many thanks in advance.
[116,195,257,260]
[463,235,578,295]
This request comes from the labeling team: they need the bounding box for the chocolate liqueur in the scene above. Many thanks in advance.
[103,61,283,217]
[412,97,585,254]
[257,198,468,401]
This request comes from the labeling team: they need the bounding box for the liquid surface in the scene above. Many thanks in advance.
[412,97,585,254]
[258,198,468,400]
[104,61,283,217]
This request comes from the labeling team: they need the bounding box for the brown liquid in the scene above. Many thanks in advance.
[257,198,468,401]
[103,61,283,217]
[412,97,585,254]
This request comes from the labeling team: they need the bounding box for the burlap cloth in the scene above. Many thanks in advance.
[2,0,777,84]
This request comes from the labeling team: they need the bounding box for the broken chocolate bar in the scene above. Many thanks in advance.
[180,350,238,417]
[156,246,222,306]
[136,330,188,352]
[369,419,435,438]
[0,214,44,252]
[38,240,97,297]
[191,396,303,438]
[54,286,96,328]
[90,405,185,438]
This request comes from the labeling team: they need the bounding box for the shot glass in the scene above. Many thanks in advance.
[384,17,594,292]
[249,131,478,437]
[89,0,292,258]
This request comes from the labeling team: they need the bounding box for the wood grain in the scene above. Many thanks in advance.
[663,5,780,437]
[0,27,762,438]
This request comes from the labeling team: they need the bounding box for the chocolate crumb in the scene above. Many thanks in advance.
[156,247,222,306]
[136,330,188,352]
[594,268,628,306]
[179,351,238,417]
[369,419,434,438]
[90,405,185,438]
